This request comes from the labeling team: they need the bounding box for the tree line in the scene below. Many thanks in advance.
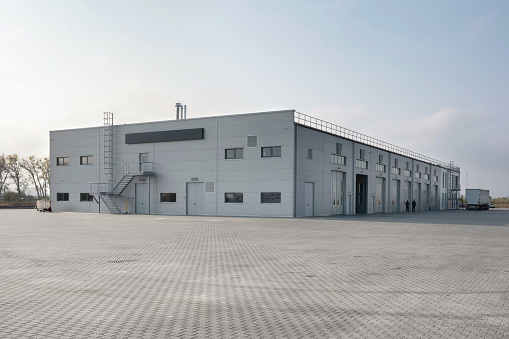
[0,154,49,201]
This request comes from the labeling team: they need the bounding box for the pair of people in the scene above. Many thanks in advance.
[405,199,417,212]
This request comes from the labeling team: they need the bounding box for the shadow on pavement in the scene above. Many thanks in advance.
[316,209,509,227]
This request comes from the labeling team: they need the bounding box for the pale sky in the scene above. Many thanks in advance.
[1,0,508,196]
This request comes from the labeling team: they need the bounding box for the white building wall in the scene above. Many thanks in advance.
[50,110,295,217]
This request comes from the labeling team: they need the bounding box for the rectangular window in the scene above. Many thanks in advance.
[308,149,313,160]
[379,154,384,163]
[415,172,421,179]
[394,158,399,167]
[160,193,176,202]
[375,163,386,172]
[392,167,401,175]
[57,193,69,201]
[332,154,346,165]
[423,174,430,180]
[434,169,437,176]
[404,169,411,177]
[360,149,365,160]
[57,157,69,166]
[80,193,93,202]
[261,146,281,158]
[225,193,243,203]
[336,143,343,155]
[433,176,439,182]
[355,159,368,169]
[80,155,93,165]
[406,161,410,170]
[261,192,281,203]
[225,148,243,159]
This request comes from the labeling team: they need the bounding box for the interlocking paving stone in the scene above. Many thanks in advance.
[0,209,509,338]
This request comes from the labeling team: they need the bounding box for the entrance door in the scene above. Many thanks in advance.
[304,182,314,217]
[135,183,149,214]
[391,179,400,212]
[331,171,345,215]
[413,183,421,211]
[403,181,411,208]
[355,174,367,214]
[423,184,429,211]
[432,186,438,210]
[186,182,204,216]
[375,177,385,213]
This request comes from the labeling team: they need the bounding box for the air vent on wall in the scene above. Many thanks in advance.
[247,135,257,148]
[205,182,214,193]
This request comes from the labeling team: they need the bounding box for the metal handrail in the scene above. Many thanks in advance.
[294,112,460,171]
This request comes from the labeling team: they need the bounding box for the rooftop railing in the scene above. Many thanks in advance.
[294,112,460,172]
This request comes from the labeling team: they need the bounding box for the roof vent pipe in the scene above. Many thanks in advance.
[175,103,181,120]
[184,105,186,119]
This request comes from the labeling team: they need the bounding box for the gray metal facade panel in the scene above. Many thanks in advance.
[125,128,204,144]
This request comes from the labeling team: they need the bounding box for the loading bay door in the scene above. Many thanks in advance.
[331,171,345,215]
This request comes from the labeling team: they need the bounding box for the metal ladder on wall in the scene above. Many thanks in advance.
[101,112,120,213]
[447,161,459,209]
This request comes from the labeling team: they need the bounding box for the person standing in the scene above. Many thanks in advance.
[412,199,416,212]
[405,200,410,212]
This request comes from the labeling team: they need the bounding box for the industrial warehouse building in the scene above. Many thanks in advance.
[49,110,461,217]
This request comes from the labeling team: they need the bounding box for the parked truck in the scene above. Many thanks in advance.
[465,189,490,210]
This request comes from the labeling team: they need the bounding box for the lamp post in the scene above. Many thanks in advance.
[465,172,468,195]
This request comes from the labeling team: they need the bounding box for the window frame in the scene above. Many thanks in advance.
[225,148,244,160]
[160,193,177,203]
[225,192,243,203]
[80,193,93,202]
[261,146,281,158]
[56,157,69,166]
[332,154,346,165]
[355,159,368,169]
[80,155,93,165]
[260,192,281,204]
[57,193,69,201]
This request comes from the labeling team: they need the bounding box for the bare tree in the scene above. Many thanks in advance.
[40,157,50,198]
[21,156,45,199]
[7,154,26,196]
[0,154,9,197]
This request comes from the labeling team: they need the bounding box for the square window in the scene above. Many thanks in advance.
[225,193,243,203]
[160,193,176,202]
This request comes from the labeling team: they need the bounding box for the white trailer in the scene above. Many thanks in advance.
[465,189,490,210]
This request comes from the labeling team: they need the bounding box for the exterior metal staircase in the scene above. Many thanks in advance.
[90,162,154,214]
[100,194,121,214]
[111,174,136,195]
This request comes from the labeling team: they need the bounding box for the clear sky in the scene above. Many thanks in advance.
[1,0,508,196]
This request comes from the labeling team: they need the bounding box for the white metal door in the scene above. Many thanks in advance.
[186,182,204,216]
[304,182,314,217]
[391,179,400,212]
[135,183,149,214]
[375,177,385,213]
[331,171,344,215]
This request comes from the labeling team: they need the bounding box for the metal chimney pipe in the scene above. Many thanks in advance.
[175,103,181,120]
[184,105,186,119]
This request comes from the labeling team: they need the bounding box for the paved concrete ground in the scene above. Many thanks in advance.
[1,209,508,338]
